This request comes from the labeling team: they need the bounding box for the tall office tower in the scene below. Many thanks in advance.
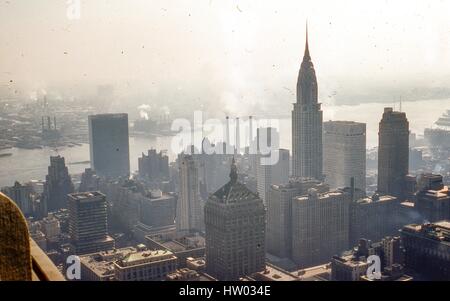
[114,180,143,232]
[323,121,366,191]
[291,188,350,268]
[292,25,323,180]
[401,221,450,280]
[255,127,289,203]
[377,108,409,197]
[195,139,232,195]
[176,155,203,237]
[88,113,130,178]
[415,174,450,222]
[205,159,266,280]
[267,179,329,259]
[138,149,169,181]
[1,181,33,216]
[68,191,115,255]
[257,149,290,204]
[43,156,74,212]
[79,168,100,192]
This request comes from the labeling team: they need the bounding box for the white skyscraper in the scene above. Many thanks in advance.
[257,149,290,204]
[255,128,289,204]
[323,121,366,191]
[176,154,203,237]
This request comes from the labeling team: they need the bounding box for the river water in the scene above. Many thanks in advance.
[0,98,448,187]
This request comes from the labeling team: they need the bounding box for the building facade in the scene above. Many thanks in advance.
[291,189,349,268]
[88,113,130,178]
[42,156,74,212]
[266,179,328,259]
[140,190,176,228]
[204,159,266,280]
[138,149,170,181]
[323,121,366,191]
[176,154,203,237]
[257,148,290,204]
[349,193,402,247]
[415,174,450,223]
[68,192,115,255]
[1,181,33,216]
[377,108,409,198]
[401,221,450,280]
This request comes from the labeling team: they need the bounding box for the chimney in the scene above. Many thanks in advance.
[47,116,51,130]
[54,116,57,130]
[235,117,240,155]
[226,116,230,150]
[249,116,253,150]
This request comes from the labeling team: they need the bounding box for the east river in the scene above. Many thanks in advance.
[0,98,448,187]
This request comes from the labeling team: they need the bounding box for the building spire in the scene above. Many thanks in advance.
[304,20,311,61]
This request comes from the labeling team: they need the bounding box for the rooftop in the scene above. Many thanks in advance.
[253,264,300,281]
[356,194,397,205]
[294,264,332,281]
[68,191,105,202]
[116,250,176,268]
[79,247,136,279]
[402,221,450,245]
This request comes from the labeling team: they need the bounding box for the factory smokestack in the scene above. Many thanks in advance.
[235,117,240,155]
[249,116,254,150]
[226,116,230,150]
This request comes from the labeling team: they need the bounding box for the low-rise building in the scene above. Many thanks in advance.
[80,247,136,281]
[114,250,177,281]
[145,234,205,268]
[401,221,450,280]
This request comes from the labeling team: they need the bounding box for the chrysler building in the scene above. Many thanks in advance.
[292,24,323,180]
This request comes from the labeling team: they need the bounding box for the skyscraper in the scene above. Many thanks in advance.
[292,25,323,180]
[254,127,289,203]
[43,156,74,212]
[266,178,328,259]
[257,148,290,204]
[79,168,100,192]
[176,154,203,237]
[204,159,266,280]
[377,108,409,197]
[138,149,169,181]
[88,113,130,178]
[323,121,366,191]
[291,188,350,268]
[1,181,33,216]
[68,191,115,255]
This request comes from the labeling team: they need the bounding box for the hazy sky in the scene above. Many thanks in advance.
[1,0,450,115]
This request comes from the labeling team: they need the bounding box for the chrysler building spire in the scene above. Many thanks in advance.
[304,21,310,61]
[296,23,318,105]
